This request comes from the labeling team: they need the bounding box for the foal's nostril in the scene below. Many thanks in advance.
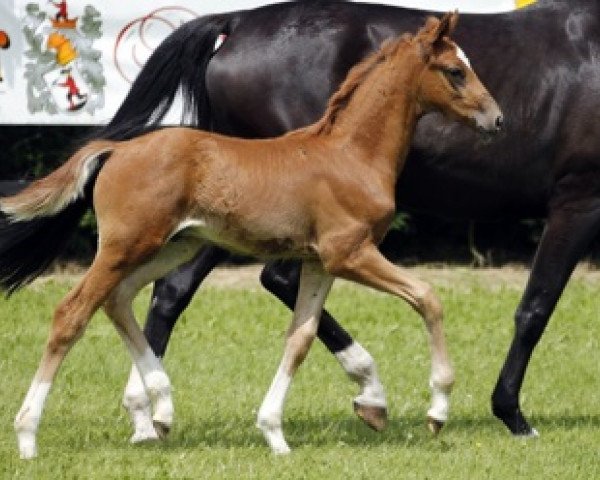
[495,115,504,130]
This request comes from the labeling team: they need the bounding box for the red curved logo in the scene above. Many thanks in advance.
[114,6,198,83]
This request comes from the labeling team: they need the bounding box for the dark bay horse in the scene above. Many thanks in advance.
[2,14,501,458]
[95,0,600,440]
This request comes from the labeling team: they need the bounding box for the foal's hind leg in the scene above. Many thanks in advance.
[105,236,202,442]
[14,255,131,459]
[257,261,334,454]
[324,243,454,434]
[123,246,229,443]
[260,260,387,430]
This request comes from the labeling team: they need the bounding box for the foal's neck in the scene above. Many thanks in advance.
[315,41,425,176]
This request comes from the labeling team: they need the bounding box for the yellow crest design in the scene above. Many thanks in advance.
[515,0,537,8]
[47,32,77,66]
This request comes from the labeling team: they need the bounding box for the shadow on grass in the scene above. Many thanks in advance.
[33,410,600,457]
[115,411,600,452]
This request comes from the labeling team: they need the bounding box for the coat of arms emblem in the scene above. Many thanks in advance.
[22,1,105,115]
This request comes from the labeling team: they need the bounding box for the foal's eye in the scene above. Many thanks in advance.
[445,67,465,84]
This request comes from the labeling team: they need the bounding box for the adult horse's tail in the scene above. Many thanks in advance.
[98,14,231,141]
[0,142,114,293]
[0,14,231,292]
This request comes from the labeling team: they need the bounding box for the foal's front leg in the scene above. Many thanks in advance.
[325,243,454,433]
[260,260,387,430]
[257,261,334,454]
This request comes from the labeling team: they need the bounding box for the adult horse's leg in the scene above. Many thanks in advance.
[260,260,388,430]
[322,243,454,434]
[256,261,334,454]
[144,246,231,356]
[123,245,229,443]
[492,200,600,435]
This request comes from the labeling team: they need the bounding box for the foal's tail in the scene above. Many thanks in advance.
[97,14,231,141]
[0,141,114,293]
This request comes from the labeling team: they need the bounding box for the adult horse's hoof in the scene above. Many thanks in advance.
[427,416,445,435]
[491,400,537,437]
[152,420,171,439]
[514,427,539,438]
[353,401,388,431]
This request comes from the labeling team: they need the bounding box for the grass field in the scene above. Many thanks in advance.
[1,266,600,479]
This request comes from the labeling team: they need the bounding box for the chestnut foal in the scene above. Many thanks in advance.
[3,13,502,458]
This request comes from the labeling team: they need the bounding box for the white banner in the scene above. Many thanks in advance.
[0,0,532,125]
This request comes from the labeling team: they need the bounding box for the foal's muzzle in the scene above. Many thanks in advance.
[475,99,504,136]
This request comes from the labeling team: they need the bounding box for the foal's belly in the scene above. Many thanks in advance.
[174,217,317,260]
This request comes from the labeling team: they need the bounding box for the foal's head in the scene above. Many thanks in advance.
[414,12,503,134]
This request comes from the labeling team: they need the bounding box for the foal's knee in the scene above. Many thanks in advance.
[415,285,443,324]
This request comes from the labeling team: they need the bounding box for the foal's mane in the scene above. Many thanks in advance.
[304,33,413,136]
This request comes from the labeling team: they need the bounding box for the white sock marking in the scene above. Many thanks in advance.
[123,365,158,443]
[14,380,51,459]
[257,363,292,454]
[135,347,172,426]
[335,342,387,408]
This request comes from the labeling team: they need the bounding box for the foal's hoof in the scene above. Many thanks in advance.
[18,442,37,460]
[152,420,171,439]
[353,401,388,431]
[427,416,445,435]
[130,429,159,444]
[19,445,37,460]
[16,430,37,459]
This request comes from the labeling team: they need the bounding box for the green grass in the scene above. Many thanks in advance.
[1,270,600,479]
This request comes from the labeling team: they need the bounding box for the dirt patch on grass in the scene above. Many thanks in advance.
[34,262,600,292]
[202,262,600,292]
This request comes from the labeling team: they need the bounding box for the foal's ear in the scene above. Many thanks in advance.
[433,11,459,43]
[444,11,459,38]
[418,11,459,57]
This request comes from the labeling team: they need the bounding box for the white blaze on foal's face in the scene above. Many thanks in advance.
[450,41,503,133]
[454,44,472,68]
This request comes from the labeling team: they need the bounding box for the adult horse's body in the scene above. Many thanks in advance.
[3,15,501,457]
[102,0,600,438]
